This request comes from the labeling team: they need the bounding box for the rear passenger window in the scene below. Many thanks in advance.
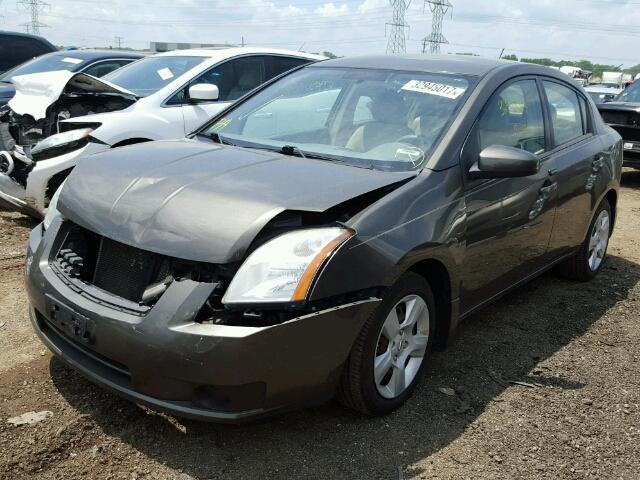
[478,79,546,155]
[270,56,308,77]
[542,81,586,146]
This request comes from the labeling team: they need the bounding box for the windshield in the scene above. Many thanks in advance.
[0,54,88,83]
[614,82,640,102]
[201,67,474,171]
[102,55,206,97]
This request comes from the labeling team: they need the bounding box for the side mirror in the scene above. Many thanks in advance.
[188,83,219,102]
[469,145,541,179]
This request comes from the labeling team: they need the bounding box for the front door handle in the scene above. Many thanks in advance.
[539,182,558,198]
[548,168,558,176]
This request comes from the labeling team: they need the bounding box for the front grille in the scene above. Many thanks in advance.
[53,222,170,303]
[93,237,160,302]
[51,222,221,305]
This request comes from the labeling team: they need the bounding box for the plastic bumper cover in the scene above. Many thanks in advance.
[25,221,380,422]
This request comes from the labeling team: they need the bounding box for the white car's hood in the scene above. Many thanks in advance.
[8,70,137,121]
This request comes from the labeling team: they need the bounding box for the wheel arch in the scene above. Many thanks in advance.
[407,258,454,351]
[603,188,617,232]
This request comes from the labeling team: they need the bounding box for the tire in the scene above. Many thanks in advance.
[337,272,436,416]
[557,198,612,281]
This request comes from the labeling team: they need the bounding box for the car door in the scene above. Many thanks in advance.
[540,79,607,258]
[460,77,558,313]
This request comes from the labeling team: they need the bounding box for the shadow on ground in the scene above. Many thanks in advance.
[49,254,640,479]
[622,168,640,187]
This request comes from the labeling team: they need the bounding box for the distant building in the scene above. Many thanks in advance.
[150,41,236,52]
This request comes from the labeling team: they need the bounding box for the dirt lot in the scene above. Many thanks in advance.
[0,171,639,480]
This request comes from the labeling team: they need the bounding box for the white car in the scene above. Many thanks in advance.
[0,47,325,216]
[584,84,622,104]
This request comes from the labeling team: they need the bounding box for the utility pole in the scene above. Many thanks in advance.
[386,0,411,54]
[18,0,49,35]
[421,0,452,54]
[114,36,124,49]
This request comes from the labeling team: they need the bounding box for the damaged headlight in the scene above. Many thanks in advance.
[222,227,353,305]
[31,128,94,161]
[42,179,65,230]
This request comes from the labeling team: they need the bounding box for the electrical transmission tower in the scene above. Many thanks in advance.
[421,0,452,54]
[19,0,49,35]
[114,36,124,49]
[386,1,411,54]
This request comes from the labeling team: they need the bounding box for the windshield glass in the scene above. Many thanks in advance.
[614,82,640,102]
[102,55,206,97]
[0,54,88,83]
[201,67,473,171]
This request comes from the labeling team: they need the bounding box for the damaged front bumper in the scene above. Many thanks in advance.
[26,221,380,422]
[0,142,103,217]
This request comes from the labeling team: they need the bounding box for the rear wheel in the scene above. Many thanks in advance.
[337,272,435,415]
[557,198,612,281]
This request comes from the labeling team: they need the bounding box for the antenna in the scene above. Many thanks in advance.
[421,0,452,54]
[18,0,49,35]
[386,1,411,54]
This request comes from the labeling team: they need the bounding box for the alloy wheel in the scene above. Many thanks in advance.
[588,209,610,272]
[374,294,430,399]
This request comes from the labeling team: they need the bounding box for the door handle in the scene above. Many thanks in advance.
[548,168,558,176]
[539,182,558,198]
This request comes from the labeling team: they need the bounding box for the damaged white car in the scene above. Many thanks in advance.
[0,47,325,216]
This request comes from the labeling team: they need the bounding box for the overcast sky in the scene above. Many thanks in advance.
[3,0,640,66]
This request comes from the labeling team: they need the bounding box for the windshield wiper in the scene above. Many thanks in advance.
[280,144,374,169]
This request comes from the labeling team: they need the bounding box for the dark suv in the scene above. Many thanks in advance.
[0,31,56,74]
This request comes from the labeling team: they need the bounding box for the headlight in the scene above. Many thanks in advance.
[222,227,353,305]
[42,179,65,230]
[31,128,93,161]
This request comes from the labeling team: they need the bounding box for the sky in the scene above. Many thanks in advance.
[3,0,640,67]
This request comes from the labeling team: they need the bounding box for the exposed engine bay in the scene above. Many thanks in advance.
[0,71,136,187]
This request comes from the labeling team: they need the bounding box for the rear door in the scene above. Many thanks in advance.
[460,77,558,312]
[541,79,607,258]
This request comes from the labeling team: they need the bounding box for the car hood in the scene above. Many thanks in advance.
[8,70,136,120]
[58,139,416,263]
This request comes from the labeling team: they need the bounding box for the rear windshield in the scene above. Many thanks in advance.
[615,81,640,103]
[102,56,206,97]
[0,54,87,82]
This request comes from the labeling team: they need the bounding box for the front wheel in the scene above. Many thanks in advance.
[337,272,435,416]
[557,198,612,281]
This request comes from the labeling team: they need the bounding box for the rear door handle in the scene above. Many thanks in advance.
[548,168,558,176]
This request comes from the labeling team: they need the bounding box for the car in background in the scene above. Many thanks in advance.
[0,31,56,75]
[584,84,622,105]
[0,47,325,216]
[597,80,640,169]
[0,49,145,106]
[28,56,621,422]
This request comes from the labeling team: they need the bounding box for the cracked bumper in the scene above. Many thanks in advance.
[25,222,380,422]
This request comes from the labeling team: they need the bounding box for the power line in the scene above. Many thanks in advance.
[386,0,411,54]
[421,0,452,54]
[18,0,49,34]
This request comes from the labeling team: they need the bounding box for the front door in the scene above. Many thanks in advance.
[460,78,558,313]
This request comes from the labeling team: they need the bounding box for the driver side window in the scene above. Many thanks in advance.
[478,79,546,155]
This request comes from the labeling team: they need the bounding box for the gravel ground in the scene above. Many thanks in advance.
[0,170,639,480]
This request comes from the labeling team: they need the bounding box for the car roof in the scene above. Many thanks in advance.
[153,47,326,62]
[45,49,145,61]
[0,30,56,50]
[311,54,519,77]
